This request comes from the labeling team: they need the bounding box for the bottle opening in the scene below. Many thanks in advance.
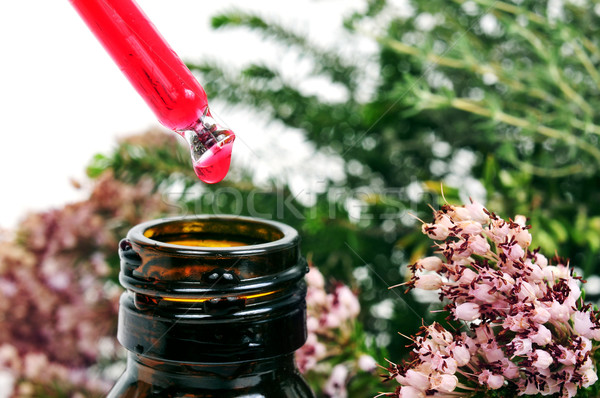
[139,216,288,250]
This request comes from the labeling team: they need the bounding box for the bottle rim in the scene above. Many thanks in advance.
[127,214,299,256]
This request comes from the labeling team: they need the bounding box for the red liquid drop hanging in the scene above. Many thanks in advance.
[69,0,235,183]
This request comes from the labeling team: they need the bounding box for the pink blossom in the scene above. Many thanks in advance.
[429,373,458,392]
[450,206,472,221]
[457,220,483,235]
[572,311,596,339]
[513,228,532,247]
[448,343,470,366]
[456,268,478,284]
[481,342,505,363]
[421,223,449,240]
[358,355,377,372]
[503,313,530,332]
[415,256,443,272]
[430,353,457,375]
[305,266,325,289]
[478,370,504,389]
[500,358,519,379]
[427,323,453,345]
[385,202,600,398]
[396,369,429,390]
[334,285,361,318]
[529,325,552,346]
[557,345,577,366]
[531,306,551,324]
[546,300,571,322]
[454,302,480,321]
[505,243,525,262]
[565,279,582,307]
[465,201,489,224]
[520,380,539,395]
[564,382,578,398]
[582,367,599,387]
[534,253,548,268]
[469,235,490,255]
[398,386,425,398]
[509,337,532,357]
[323,364,348,398]
[487,220,510,243]
[513,215,527,227]
[471,283,496,303]
[531,349,553,369]
[414,273,443,290]
[523,260,544,282]
[543,264,570,281]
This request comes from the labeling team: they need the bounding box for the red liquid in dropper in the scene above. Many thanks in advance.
[70,0,234,183]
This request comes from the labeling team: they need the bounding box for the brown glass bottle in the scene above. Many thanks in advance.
[108,215,315,398]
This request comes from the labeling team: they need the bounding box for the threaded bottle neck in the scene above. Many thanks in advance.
[117,216,308,363]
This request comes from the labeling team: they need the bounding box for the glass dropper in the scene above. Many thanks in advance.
[69,0,235,183]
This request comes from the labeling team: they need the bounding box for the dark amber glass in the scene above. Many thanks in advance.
[108,216,314,397]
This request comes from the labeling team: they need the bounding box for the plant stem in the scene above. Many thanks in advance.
[444,96,600,163]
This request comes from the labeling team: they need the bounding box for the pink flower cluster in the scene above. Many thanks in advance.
[296,265,362,374]
[296,265,376,397]
[381,202,600,397]
[0,169,169,397]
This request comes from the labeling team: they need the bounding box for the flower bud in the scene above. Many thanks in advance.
[532,349,553,369]
[454,303,480,321]
[449,344,470,366]
[421,223,449,240]
[465,202,489,224]
[573,311,596,339]
[583,367,599,387]
[531,306,551,324]
[398,386,425,398]
[469,235,490,255]
[534,253,548,268]
[457,220,483,235]
[514,215,527,227]
[478,370,504,389]
[397,369,429,390]
[414,274,443,290]
[505,243,525,262]
[509,337,532,357]
[305,266,325,289]
[416,256,443,272]
[430,373,458,392]
[358,354,377,372]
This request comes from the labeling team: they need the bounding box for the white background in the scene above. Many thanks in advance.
[0,0,366,229]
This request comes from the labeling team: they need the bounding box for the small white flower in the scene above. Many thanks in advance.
[357,355,377,372]
[416,256,443,272]
[429,373,458,392]
[509,337,532,357]
[454,302,480,321]
[414,273,443,290]
[532,349,553,370]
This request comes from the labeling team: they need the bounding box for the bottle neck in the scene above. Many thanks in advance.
[129,352,301,391]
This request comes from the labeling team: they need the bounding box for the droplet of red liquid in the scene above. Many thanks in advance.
[193,138,235,184]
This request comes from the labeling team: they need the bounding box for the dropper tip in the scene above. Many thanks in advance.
[193,135,235,184]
